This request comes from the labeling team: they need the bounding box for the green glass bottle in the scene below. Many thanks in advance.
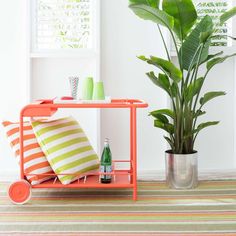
[100,138,112,183]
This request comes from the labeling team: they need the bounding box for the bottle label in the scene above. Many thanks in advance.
[100,165,112,180]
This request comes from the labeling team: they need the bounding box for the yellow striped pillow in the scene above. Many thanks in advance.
[31,117,99,185]
[2,121,54,185]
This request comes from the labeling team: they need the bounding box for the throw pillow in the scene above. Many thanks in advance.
[2,121,54,185]
[31,116,99,185]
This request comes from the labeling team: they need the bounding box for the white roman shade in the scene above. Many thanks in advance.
[32,0,93,51]
[195,0,232,46]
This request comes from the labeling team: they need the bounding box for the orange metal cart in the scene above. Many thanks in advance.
[8,99,148,204]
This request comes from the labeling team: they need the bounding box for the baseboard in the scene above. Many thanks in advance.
[0,169,236,182]
[0,170,19,182]
[138,169,236,181]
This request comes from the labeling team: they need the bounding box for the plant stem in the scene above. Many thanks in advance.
[191,46,210,147]
[192,45,206,112]
[169,30,181,70]
[192,68,211,132]
[182,44,204,153]
[192,104,203,132]
[190,45,204,86]
[184,45,202,88]
[157,26,182,153]
[157,25,171,61]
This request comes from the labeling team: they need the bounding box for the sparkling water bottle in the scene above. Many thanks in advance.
[100,138,112,183]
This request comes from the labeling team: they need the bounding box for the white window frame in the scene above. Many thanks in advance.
[30,0,100,58]
[27,0,101,152]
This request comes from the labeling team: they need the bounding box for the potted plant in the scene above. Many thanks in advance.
[129,0,236,189]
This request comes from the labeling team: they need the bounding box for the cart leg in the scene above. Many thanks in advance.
[131,107,137,201]
[20,111,25,180]
[130,107,134,184]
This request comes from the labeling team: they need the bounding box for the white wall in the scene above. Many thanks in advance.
[0,0,28,177]
[196,57,235,170]
[101,0,168,172]
[101,0,236,172]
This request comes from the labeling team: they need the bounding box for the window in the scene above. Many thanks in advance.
[195,0,232,46]
[31,0,96,52]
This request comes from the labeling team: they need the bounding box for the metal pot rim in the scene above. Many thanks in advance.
[165,150,198,155]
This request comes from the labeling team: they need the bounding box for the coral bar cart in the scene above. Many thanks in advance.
[8,99,148,204]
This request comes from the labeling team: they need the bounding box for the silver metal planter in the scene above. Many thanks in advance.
[165,151,198,189]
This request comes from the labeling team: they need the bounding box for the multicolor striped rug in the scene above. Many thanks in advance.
[0,180,236,235]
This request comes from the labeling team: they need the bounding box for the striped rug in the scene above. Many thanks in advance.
[0,180,236,235]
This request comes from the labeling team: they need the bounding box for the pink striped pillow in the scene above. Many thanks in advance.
[2,121,54,185]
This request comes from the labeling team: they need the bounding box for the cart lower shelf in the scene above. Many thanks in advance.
[8,173,134,205]
[32,174,133,189]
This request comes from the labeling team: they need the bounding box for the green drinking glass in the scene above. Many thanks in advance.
[82,77,94,100]
[93,81,105,100]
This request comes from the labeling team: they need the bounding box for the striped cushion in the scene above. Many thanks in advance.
[2,121,54,185]
[31,116,100,185]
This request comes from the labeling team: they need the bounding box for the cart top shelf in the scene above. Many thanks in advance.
[21,98,148,117]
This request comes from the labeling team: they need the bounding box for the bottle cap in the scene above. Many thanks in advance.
[104,138,109,145]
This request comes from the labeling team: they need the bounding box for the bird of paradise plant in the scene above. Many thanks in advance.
[129,0,236,154]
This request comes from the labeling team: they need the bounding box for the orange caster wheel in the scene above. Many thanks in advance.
[8,180,31,204]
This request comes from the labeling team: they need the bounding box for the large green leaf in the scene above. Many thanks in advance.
[192,77,204,96]
[180,16,213,71]
[164,136,175,150]
[200,51,223,65]
[146,72,171,95]
[154,120,174,134]
[149,109,174,119]
[129,4,174,30]
[139,55,182,82]
[227,35,236,41]
[194,121,219,134]
[200,30,214,43]
[153,113,169,123]
[184,77,204,102]
[162,0,197,40]
[193,110,206,118]
[146,71,160,86]
[129,0,160,8]
[206,53,236,72]
[200,91,226,106]
[220,6,236,25]
[170,82,178,97]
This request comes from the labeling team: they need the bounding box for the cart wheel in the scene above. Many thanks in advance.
[8,180,31,204]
